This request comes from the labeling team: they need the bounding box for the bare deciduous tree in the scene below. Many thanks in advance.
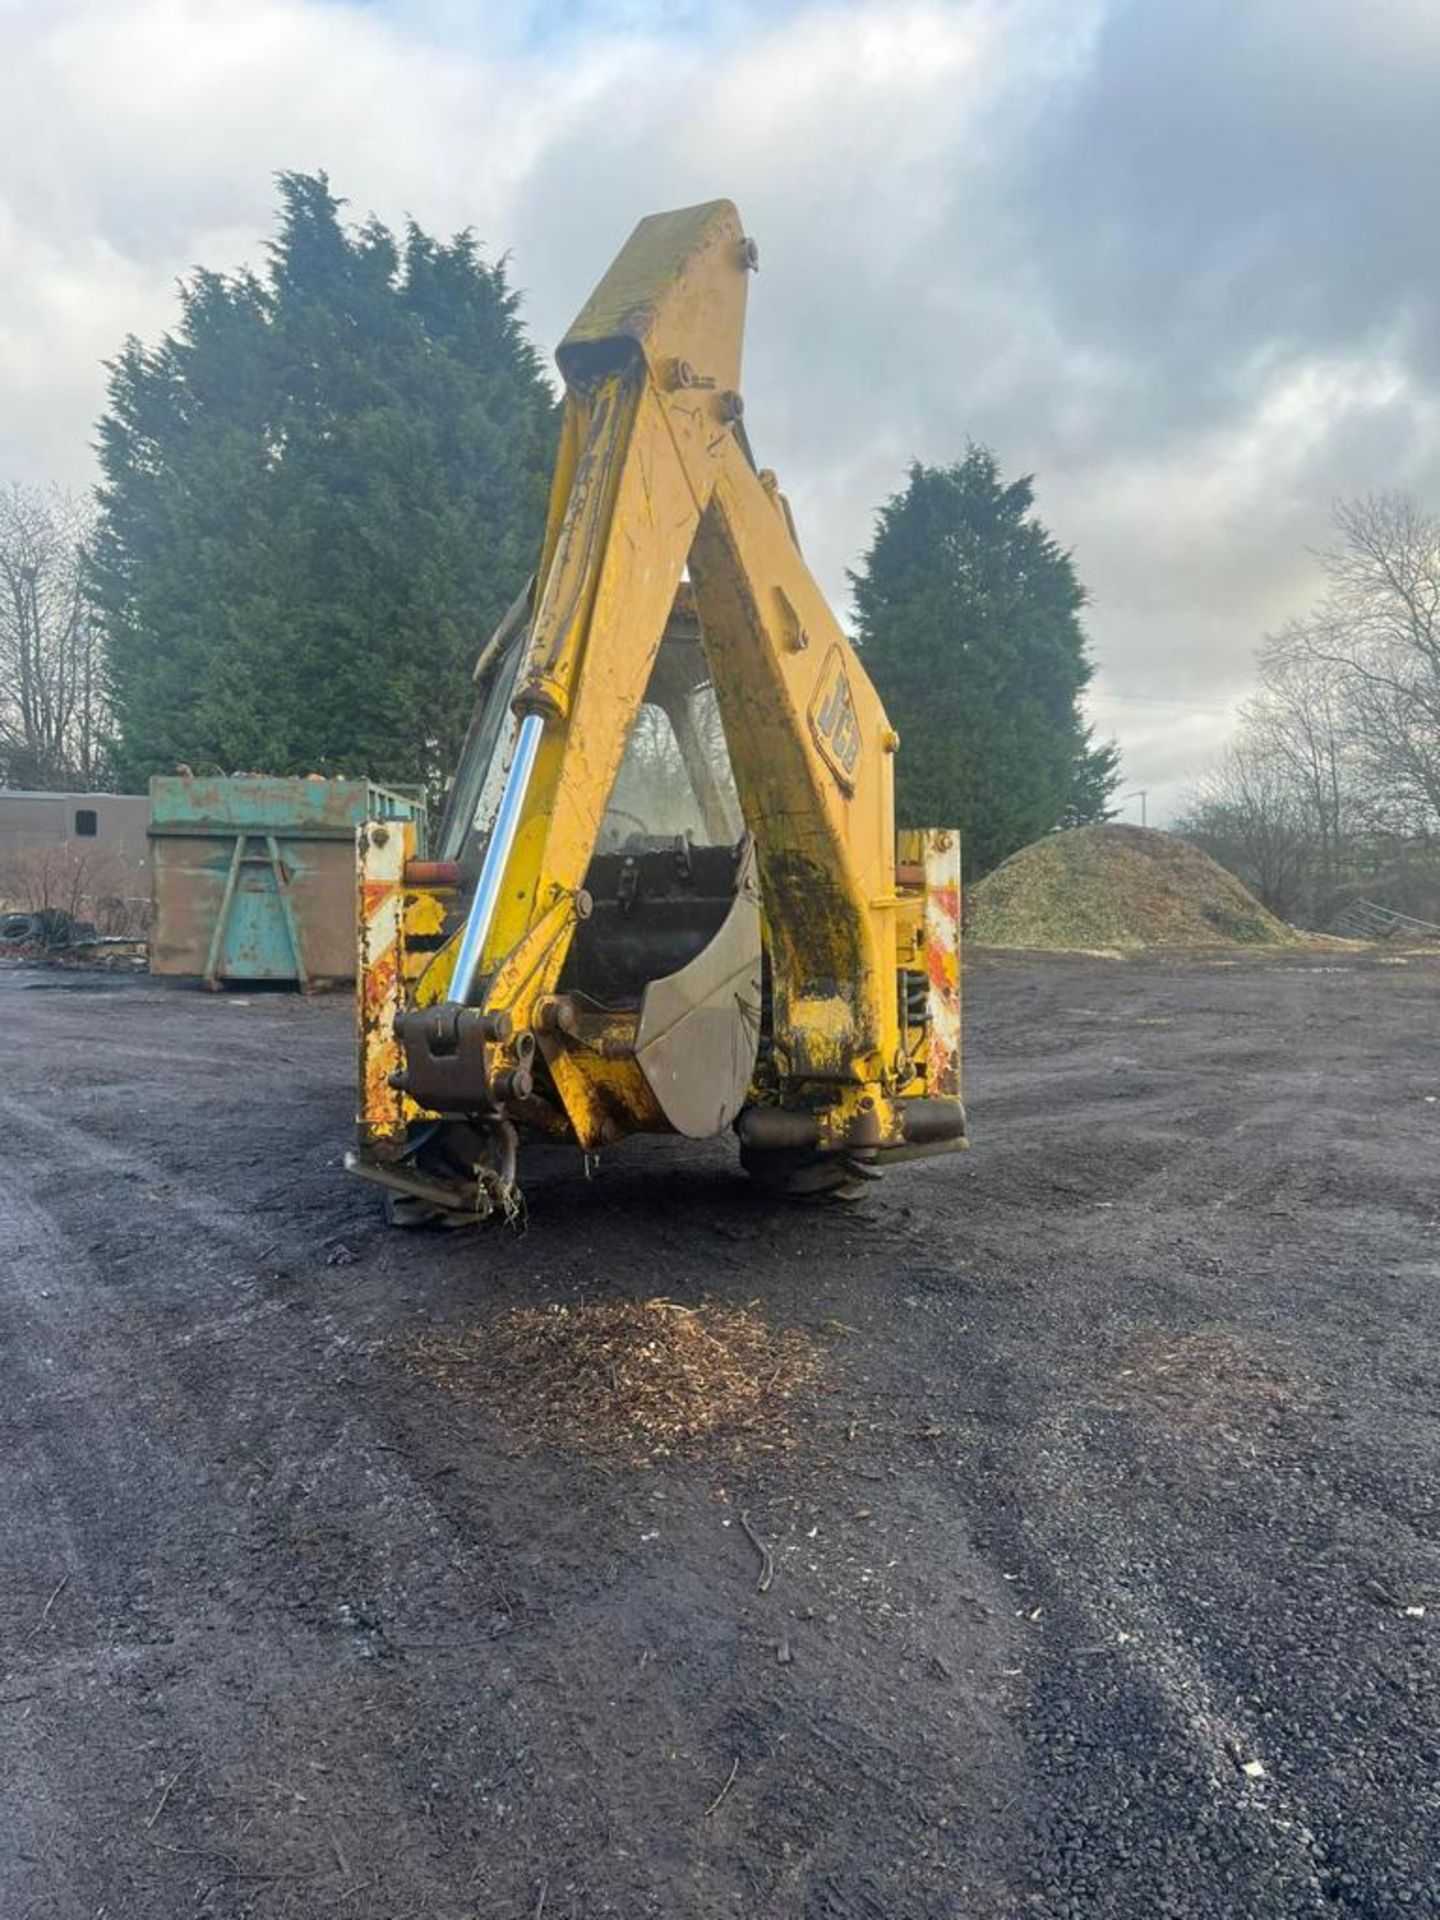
[1183,492,1440,927]
[0,483,107,789]
[1246,631,1357,889]
[1306,493,1440,833]
[0,843,143,935]
[1176,736,1315,921]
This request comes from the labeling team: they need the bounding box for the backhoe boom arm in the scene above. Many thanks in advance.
[352,200,965,1218]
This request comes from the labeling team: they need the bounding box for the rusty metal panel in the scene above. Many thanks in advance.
[356,818,413,1142]
[149,776,425,987]
[921,828,962,1098]
[149,775,420,838]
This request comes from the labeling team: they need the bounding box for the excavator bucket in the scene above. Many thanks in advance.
[348,202,965,1222]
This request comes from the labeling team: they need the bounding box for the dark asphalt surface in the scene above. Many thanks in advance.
[1,948,1437,1918]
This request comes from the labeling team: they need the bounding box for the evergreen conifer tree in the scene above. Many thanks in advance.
[851,449,1117,873]
[92,173,557,789]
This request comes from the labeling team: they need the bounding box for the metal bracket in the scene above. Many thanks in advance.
[394,1006,495,1112]
[203,831,311,991]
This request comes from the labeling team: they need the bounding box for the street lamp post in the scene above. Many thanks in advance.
[1122,788,1148,828]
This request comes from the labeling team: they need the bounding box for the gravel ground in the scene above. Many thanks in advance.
[1,947,1437,1919]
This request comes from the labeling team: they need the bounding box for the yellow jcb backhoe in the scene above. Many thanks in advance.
[347,200,965,1223]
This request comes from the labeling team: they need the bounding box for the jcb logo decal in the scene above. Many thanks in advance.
[808,648,862,792]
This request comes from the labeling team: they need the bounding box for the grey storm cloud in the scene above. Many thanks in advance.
[3,0,1438,813]
[1009,2,1440,438]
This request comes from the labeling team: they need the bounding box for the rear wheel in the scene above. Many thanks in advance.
[739,1144,882,1204]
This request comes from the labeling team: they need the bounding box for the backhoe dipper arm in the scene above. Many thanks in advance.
[689,441,902,1101]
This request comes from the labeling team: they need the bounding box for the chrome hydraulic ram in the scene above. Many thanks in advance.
[446,711,544,1005]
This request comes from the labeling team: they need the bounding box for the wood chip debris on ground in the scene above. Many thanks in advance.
[398,1298,825,1465]
[1101,1326,1308,1428]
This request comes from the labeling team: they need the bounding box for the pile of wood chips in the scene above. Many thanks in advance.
[967,823,1295,951]
[401,1298,824,1466]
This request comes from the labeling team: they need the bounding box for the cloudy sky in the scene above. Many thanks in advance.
[4,0,1439,817]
